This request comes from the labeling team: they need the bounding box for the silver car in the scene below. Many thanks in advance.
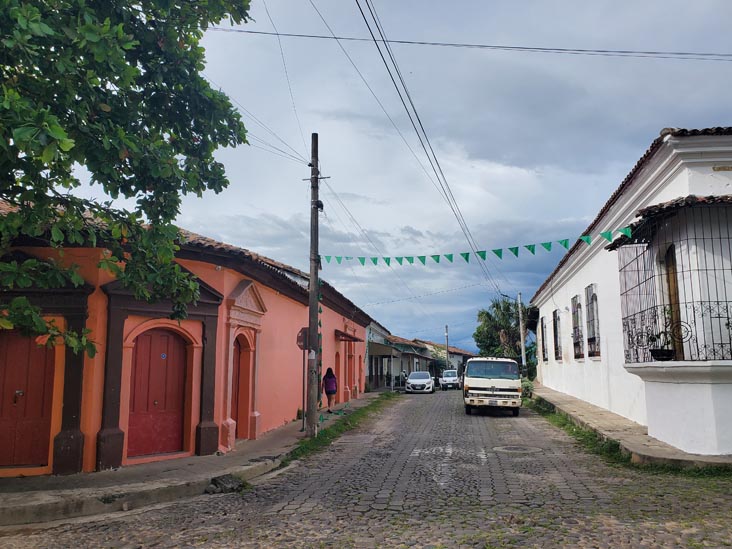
[405,371,435,394]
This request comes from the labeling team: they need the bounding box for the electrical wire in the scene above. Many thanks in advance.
[209,28,732,63]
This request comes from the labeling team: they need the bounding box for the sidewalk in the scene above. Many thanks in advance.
[532,384,732,468]
[0,392,383,527]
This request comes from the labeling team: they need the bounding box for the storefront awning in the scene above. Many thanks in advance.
[335,329,364,342]
[368,341,401,356]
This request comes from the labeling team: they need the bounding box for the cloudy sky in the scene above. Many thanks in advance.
[171,0,731,352]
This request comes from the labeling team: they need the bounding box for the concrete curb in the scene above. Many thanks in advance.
[0,459,280,527]
[532,394,732,470]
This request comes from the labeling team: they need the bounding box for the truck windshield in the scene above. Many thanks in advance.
[465,361,519,380]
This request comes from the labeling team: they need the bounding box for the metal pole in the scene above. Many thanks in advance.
[518,292,527,375]
[306,133,320,437]
[301,348,307,432]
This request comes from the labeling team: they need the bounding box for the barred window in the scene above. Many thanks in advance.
[540,317,548,361]
[585,284,601,357]
[571,295,584,359]
[553,309,562,360]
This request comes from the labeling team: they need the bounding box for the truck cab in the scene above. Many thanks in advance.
[463,357,522,416]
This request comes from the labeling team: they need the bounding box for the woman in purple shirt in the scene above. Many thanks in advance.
[322,367,338,413]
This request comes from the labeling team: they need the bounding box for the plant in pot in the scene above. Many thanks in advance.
[648,306,675,361]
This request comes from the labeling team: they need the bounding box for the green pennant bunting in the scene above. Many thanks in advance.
[345,256,353,260]
[406,256,414,264]
[324,255,331,263]
[318,293,323,301]
[318,319,321,327]
[476,250,487,260]
[370,257,378,265]
[509,246,519,257]
[541,242,552,252]
[444,254,453,263]
[395,257,403,265]
[418,256,426,265]
[558,239,570,249]
[384,257,391,266]
[618,226,632,238]
[580,235,592,245]
[318,279,324,286]
[460,252,470,263]
[358,257,366,265]
[335,256,342,264]
[492,249,503,259]
[431,254,440,263]
[524,244,536,255]
[318,306,322,313]
[600,231,613,242]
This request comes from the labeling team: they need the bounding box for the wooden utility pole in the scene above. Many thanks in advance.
[306,133,320,437]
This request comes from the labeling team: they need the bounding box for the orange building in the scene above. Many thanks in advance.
[0,228,370,477]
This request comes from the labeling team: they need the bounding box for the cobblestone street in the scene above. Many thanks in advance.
[3,392,732,548]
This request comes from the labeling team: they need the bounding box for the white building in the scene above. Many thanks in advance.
[531,127,732,456]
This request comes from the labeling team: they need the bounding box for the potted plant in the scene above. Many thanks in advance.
[648,306,675,361]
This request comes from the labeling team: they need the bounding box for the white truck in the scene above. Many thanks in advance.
[462,357,522,416]
[438,369,459,390]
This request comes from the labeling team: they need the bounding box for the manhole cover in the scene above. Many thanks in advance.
[333,434,377,445]
[493,445,542,454]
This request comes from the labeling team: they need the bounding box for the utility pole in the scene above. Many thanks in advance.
[445,325,449,370]
[306,133,320,437]
[518,292,527,375]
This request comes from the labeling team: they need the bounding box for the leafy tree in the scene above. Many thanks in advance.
[0,1,250,354]
[473,297,535,376]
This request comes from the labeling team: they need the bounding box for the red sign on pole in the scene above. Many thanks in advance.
[296,327,309,350]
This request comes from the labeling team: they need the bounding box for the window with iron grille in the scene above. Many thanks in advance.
[553,309,562,360]
[585,284,601,357]
[540,316,548,361]
[572,295,584,358]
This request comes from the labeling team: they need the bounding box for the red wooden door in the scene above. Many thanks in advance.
[127,329,186,457]
[230,339,241,437]
[0,330,55,467]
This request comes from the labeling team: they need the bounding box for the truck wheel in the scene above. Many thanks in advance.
[464,404,471,415]
[512,408,520,417]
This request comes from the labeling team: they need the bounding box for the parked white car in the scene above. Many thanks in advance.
[405,371,435,394]
[439,369,459,390]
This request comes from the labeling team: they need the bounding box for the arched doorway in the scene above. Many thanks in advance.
[0,330,55,467]
[334,351,341,403]
[231,335,254,439]
[127,329,187,457]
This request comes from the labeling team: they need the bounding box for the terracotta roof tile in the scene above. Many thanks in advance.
[531,127,732,303]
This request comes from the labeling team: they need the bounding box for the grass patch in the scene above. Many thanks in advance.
[529,397,732,477]
[279,391,400,468]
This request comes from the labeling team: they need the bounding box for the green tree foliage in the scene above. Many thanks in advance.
[0,1,250,354]
[473,297,536,377]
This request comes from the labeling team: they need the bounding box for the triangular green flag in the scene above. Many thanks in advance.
[358,257,366,265]
[541,242,552,252]
[431,255,440,263]
[600,231,613,242]
[460,252,470,263]
[344,256,353,260]
[476,250,487,260]
[444,254,453,263]
[370,257,378,265]
[395,257,403,265]
[492,249,503,259]
[558,239,570,249]
[324,255,331,263]
[524,244,536,255]
[580,235,592,245]
[318,319,321,327]
[618,226,632,238]
[509,246,519,257]
[406,256,414,264]
[335,256,342,264]
[318,306,322,313]
[418,256,426,265]
[383,257,391,266]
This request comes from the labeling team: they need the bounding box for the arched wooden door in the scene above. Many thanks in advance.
[231,336,253,439]
[128,329,187,457]
[0,330,55,467]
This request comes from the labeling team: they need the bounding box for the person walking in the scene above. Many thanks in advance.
[322,367,337,413]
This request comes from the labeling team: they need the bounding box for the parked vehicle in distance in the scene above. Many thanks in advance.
[405,371,435,394]
[463,357,522,416]
[439,369,459,390]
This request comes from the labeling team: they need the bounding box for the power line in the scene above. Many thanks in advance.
[364,281,487,306]
[209,28,732,62]
[262,0,309,157]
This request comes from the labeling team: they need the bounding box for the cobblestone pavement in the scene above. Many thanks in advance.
[3,392,732,548]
